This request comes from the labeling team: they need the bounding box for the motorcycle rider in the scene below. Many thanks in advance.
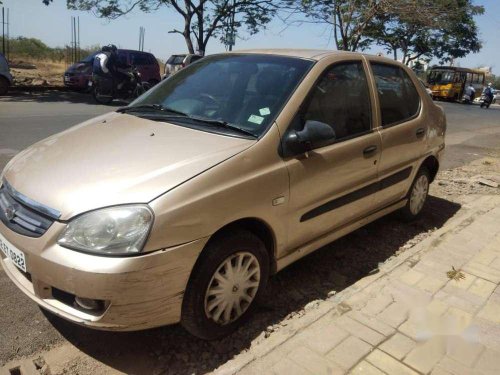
[93,44,131,90]
[463,83,475,104]
[480,83,494,108]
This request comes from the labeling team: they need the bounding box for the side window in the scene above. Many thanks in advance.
[146,54,157,65]
[117,52,128,65]
[302,61,372,141]
[131,53,149,65]
[371,63,420,127]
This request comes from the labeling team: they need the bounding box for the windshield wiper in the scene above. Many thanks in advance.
[118,105,256,138]
[188,116,258,138]
[117,104,188,117]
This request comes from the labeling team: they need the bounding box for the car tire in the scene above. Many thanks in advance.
[181,230,269,340]
[0,76,9,96]
[400,166,430,221]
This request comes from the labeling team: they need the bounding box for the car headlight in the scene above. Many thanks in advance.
[58,205,153,255]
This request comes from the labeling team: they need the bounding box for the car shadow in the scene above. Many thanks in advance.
[0,90,127,107]
[44,195,461,375]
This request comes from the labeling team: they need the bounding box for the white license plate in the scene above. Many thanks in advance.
[0,232,27,273]
[87,81,93,87]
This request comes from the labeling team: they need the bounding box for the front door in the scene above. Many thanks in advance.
[283,60,382,251]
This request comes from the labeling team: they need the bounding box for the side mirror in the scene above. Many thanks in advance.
[284,120,336,156]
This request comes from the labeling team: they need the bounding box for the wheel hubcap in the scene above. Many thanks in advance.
[204,252,261,325]
[410,175,429,215]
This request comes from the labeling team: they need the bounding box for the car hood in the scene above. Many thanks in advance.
[2,113,255,220]
[65,62,89,74]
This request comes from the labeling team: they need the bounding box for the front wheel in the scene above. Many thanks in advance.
[92,82,114,105]
[181,230,269,340]
[400,167,430,221]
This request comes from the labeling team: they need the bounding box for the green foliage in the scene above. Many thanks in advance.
[0,36,96,62]
[364,0,483,65]
[286,0,483,65]
[65,0,277,54]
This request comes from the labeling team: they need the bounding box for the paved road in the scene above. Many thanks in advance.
[0,91,499,371]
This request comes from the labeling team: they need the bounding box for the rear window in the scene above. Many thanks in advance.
[190,55,203,63]
[371,63,420,127]
[168,55,186,65]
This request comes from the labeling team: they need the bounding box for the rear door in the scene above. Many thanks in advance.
[283,59,382,250]
[131,52,157,82]
[368,61,426,208]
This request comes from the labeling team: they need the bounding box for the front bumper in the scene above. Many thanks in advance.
[0,221,208,331]
[63,74,90,89]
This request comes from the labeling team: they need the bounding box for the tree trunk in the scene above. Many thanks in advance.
[183,17,195,54]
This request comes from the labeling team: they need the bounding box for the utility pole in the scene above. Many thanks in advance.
[228,0,236,51]
[139,26,145,51]
[70,17,74,64]
[73,17,77,63]
[77,16,80,61]
[6,8,9,61]
[2,7,5,55]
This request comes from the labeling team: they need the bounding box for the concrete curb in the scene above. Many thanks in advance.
[214,195,500,374]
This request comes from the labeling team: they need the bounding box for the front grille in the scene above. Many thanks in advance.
[0,182,57,238]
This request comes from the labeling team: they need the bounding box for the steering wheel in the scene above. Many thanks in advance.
[197,93,222,117]
[198,93,219,106]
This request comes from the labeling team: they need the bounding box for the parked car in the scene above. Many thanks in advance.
[0,50,446,340]
[64,49,161,90]
[163,53,203,79]
[0,52,13,96]
[63,52,97,90]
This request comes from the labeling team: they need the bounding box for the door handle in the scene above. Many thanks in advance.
[416,128,426,137]
[363,145,378,155]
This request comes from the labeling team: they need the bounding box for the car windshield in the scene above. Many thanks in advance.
[130,54,314,137]
[79,52,98,63]
[428,70,455,84]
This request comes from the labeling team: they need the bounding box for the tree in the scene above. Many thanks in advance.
[365,0,483,65]
[283,0,442,52]
[58,1,276,55]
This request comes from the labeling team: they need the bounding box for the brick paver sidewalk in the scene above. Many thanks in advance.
[217,195,500,375]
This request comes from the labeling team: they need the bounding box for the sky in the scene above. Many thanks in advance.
[2,0,499,74]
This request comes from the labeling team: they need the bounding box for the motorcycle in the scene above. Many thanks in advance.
[90,66,151,105]
[461,93,473,104]
[479,94,493,109]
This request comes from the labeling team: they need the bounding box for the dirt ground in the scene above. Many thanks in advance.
[10,59,67,87]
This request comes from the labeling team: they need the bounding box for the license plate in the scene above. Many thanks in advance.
[0,232,27,273]
[88,81,93,87]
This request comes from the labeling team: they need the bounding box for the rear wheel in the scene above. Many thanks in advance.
[400,167,430,221]
[181,230,269,340]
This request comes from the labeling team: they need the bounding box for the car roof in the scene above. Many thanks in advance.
[118,49,154,56]
[228,49,398,63]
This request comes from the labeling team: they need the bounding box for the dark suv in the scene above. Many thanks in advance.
[64,49,161,90]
